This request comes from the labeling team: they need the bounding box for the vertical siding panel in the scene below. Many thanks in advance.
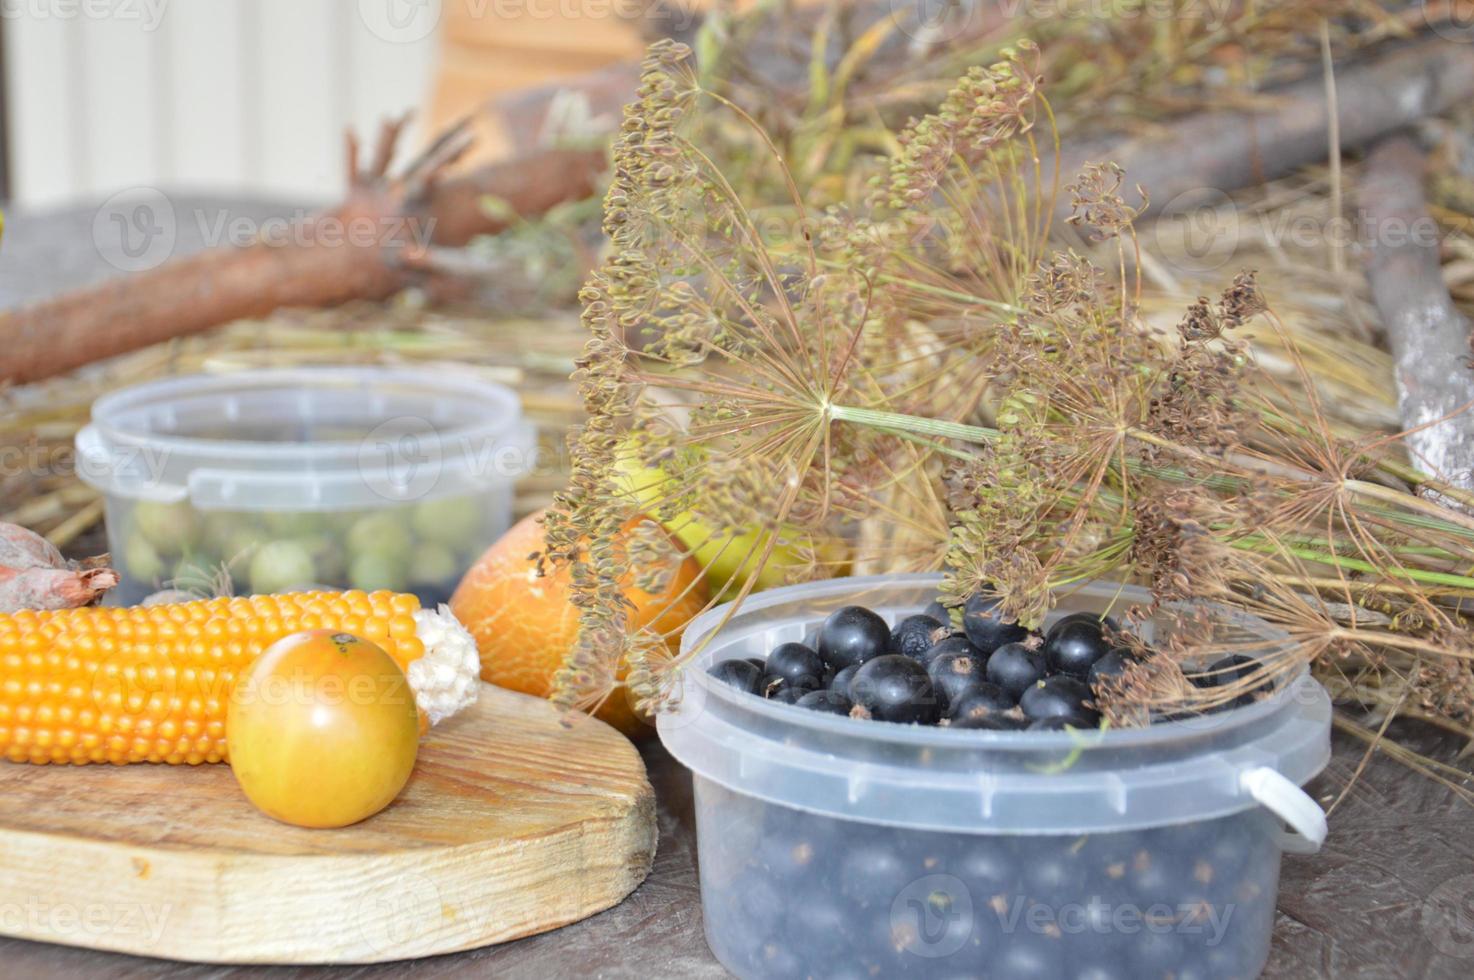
[253,0,340,202]
[76,9,159,197]
[3,1,440,206]
[345,10,439,172]
[164,1,247,189]
[4,14,80,205]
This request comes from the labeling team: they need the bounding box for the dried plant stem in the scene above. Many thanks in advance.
[1332,713,1474,807]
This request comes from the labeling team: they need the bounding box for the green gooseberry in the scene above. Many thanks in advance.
[123,532,166,584]
[263,511,326,537]
[248,539,317,595]
[410,496,485,548]
[348,550,409,593]
[347,512,414,561]
[409,542,459,587]
[132,499,200,555]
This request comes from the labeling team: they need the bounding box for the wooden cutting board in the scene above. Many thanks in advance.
[0,683,656,964]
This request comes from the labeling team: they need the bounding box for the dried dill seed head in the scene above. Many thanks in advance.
[545,38,1474,735]
[1066,162,1146,241]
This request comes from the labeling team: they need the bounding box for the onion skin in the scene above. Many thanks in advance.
[0,522,118,612]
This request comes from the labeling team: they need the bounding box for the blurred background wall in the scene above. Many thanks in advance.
[0,0,713,208]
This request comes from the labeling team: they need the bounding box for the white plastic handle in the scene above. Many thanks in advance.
[1240,766,1327,854]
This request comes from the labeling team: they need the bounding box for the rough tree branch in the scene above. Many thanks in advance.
[1360,135,1474,488]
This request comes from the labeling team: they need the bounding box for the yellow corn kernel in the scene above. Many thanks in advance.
[0,591,422,766]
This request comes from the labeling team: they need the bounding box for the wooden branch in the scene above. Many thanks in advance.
[1060,35,1474,223]
[1359,135,1474,488]
[5,32,1473,386]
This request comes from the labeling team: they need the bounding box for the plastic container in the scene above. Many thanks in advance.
[75,367,534,606]
[658,574,1331,980]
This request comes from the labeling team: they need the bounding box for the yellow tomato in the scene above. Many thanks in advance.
[227,630,419,828]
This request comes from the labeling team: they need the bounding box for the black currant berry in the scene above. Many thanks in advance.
[961,592,1030,653]
[1087,648,1132,690]
[986,642,1047,699]
[951,711,1028,730]
[817,605,891,671]
[1020,675,1101,726]
[796,689,853,715]
[926,650,988,713]
[837,839,912,903]
[1050,610,1120,634]
[950,682,1016,720]
[829,664,859,693]
[849,654,940,724]
[922,599,952,624]
[1205,653,1260,687]
[764,642,828,692]
[708,658,762,694]
[1043,615,1112,677]
[889,613,947,661]
[916,634,985,669]
[768,686,805,704]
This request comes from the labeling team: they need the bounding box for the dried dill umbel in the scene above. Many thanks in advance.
[547,39,1474,743]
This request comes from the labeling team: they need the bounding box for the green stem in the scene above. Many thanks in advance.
[1229,537,1474,591]
[827,404,998,443]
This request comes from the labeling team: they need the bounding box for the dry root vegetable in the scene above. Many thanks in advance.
[0,522,119,613]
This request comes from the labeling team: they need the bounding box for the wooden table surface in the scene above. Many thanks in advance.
[3,199,1472,978]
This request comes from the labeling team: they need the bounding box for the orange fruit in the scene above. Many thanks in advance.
[450,509,708,735]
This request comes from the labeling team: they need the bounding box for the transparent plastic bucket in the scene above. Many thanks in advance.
[75,367,535,605]
[658,574,1332,980]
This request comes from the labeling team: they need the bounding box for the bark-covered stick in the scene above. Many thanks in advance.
[1360,135,1474,487]
[1062,37,1474,224]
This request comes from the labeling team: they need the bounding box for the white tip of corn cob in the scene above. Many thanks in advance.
[408,605,482,725]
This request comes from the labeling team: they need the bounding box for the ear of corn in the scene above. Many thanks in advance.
[0,590,479,766]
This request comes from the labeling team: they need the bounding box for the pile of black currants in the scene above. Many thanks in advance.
[701,779,1280,980]
[708,594,1266,729]
[707,595,1144,730]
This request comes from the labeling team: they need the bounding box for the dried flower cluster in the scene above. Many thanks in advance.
[546,39,1474,739]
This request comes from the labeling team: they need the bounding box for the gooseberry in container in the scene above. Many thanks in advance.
[74,368,534,605]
